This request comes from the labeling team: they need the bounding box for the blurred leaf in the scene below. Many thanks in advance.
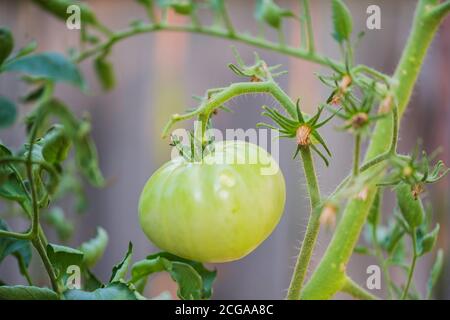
[32,99,105,187]
[0,96,17,128]
[0,145,29,206]
[21,86,45,103]
[64,282,137,300]
[0,285,58,300]
[32,0,99,25]
[131,252,216,300]
[426,249,443,299]
[0,219,32,269]
[254,0,294,29]
[46,243,84,280]
[94,56,116,91]
[38,124,72,163]
[417,224,439,257]
[10,41,38,60]
[0,28,13,66]
[83,268,103,291]
[44,207,74,242]
[110,242,133,283]
[157,0,195,15]
[331,0,353,43]
[79,227,108,268]
[3,52,85,89]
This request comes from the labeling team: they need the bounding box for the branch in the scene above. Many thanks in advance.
[427,1,450,22]
[341,277,379,300]
[286,147,321,299]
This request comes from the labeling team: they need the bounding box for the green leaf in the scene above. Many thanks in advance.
[0,96,17,128]
[34,99,105,186]
[417,224,440,257]
[331,0,353,43]
[43,207,74,242]
[46,243,84,280]
[94,56,116,91]
[3,52,85,89]
[110,242,133,283]
[157,0,195,15]
[255,0,294,29]
[64,282,137,300]
[131,252,216,300]
[0,28,14,66]
[10,41,38,60]
[79,227,108,268]
[38,124,72,163]
[33,0,99,25]
[0,285,58,300]
[0,145,29,206]
[0,219,32,268]
[426,249,443,299]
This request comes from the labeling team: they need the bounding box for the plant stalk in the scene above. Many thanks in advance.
[286,146,321,299]
[300,0,449,300]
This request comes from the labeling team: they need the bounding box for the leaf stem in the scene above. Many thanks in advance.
[341,276,378,300]
[302,0,315,53]
[402,228,418,299]
[73,22,378,78]
[353,133,361,176]
[286,146,321,299]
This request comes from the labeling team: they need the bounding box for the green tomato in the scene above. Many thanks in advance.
[139,140,286,263]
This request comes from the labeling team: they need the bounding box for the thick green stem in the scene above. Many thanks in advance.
[286,147,321,299]
[300,0,448,300]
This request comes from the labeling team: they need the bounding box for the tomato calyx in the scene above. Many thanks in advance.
[227,46,287,82]
[378,144,449,191]
[258,99,339,166]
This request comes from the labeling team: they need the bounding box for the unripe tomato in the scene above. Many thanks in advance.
[139,140,286,263]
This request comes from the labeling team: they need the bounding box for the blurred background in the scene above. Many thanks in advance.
[0,0,449,299]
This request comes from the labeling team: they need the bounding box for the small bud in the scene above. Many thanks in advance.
[403,166,413,177]
[320,204,337,228]
[350,112,369,129]
[339,74,352,92]
[296,125,312,146]
[379,95,393,114]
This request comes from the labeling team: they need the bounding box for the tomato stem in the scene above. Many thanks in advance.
[286,146,321,299]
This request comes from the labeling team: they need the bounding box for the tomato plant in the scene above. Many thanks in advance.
[0,0,450,301]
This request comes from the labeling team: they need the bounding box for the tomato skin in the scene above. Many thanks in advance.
[139,140,286,263]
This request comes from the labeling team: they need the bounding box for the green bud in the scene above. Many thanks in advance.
[396,182,424,230]
[94,57,116,91]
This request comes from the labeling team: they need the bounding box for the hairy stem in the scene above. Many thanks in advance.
[286,147,321,299]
